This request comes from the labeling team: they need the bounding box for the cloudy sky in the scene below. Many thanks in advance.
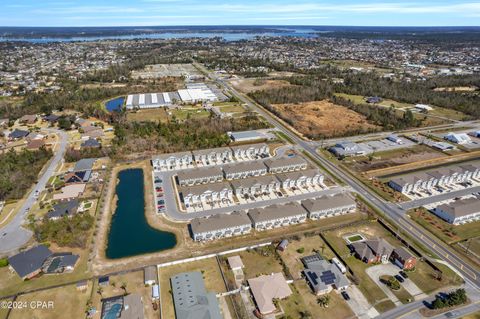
[2,0,480,26]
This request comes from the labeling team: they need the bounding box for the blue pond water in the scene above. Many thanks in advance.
[105,168,177,259]
[105,97,125,112]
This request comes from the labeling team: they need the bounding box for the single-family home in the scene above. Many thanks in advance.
[391,247,417,270]
[248,272,292,315]
[46,199,79,220]
[8,245,53,280]
[350,238,394,264]
[302,253,350,295]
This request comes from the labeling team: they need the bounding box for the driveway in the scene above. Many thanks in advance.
[0,129,68,255]
[366,263,427,305]
[345,285,380,319]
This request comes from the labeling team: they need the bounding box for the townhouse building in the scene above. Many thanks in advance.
[230,143,270,160]
[388,163,480,194]
[152,151,193,171]
[177,166,224,186]
[192,147,233,166]
[230,175,281,198]
[276,169,324,190]
[264,155,308,173]
[180,182,233,208]
[301,193,356,220]
[248,202,307,231]
[223,161,267,180]
[433,198,480,225]
[190,212,252,241]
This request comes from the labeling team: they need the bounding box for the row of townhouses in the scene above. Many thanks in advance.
[152,143,270,171]
[388,163,480,194]
[433,198,480,225]
[177,155,309,186]
[179,169,324,207]
[190,193,356,241]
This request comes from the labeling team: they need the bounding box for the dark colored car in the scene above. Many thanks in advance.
[399,271,408,279]
[341,291,350,301]
[395,274,404,283]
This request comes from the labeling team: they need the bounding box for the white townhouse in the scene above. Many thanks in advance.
[276,169,324,190]
[231,175,281,198]
[248,202,307,231]
[389,163,480,194]
[223,161,267,180]
[433,198,480,225]
[230,143,270,161]
[180,182,233,208]
[190,211,252,241]
[152,151,193,171]
[264,155,308,174]
[177,166,224,186]
[301,193,356,220]
[192,147,233,166]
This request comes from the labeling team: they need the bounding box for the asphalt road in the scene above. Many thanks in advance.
[205,69,480,288]
[0,129,68,255]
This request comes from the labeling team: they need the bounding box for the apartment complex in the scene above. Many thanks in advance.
[276,168,324,189]
[248,202,307,231]
[433,198,480,225]
[301,193,356,220]
[230,143,270,160]
[180,182,233,208]
[388,163,480,194]
[231,175,281,197]
[223,161,267,180]
[192,147,233,166]
[264,156,308,173]
[190,212,252,241]
[177,166,224,186]
[152,151,193,171]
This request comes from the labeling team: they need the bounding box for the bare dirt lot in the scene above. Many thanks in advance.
[271,100,380,139]
[229,78,293,94]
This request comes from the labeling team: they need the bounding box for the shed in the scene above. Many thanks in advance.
[227,256,244,271]
[98,276,109,286]
[277,239,289,252]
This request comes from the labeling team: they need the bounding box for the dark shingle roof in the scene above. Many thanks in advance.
[46,199,79,219]
[8,245,52,278]
[9,129,29,139]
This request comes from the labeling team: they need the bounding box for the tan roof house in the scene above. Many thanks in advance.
[248,272,292,315]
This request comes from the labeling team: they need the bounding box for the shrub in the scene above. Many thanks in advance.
[0,258,9,267]
[297,247,305,254]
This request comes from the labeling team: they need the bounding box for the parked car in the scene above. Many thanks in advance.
[158,200,165,205]
[399,271,408,279]
[341,291,350,301]
[395,275,405,283]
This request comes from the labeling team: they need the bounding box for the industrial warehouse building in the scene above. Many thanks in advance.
[126,83,220,109]
[388,163,480,194]
[177,166,224,186]
[433,198,480,225]
[190,212,252,241]
[231,175,281,198]
[264,156,308,173]
[276,169,324,190]
[301,193,356,220]
[248,202,308,231]
[180,182,233,208]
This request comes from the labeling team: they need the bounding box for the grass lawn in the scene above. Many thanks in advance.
[409,209,480,244]
[158,257,226,319]
[9,281,92,319]
[90,270,157,319]
[170,108,210,121]
[235,246,284,280]
[347,235,364,242]
[407,261,464,295]
[126,108,169,122]
[429,107,469,121]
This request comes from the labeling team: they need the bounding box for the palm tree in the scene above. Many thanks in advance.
[97,287,103,297]
[317,295,330,308]
[121,282,128,294]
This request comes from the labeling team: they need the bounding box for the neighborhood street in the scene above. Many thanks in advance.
[0,129,68,254]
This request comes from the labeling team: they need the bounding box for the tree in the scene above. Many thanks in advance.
[432,298,445,309]
[300,310,312,319]
[121,282,128,294]
[97,287,103,297]
[317,295,331,308]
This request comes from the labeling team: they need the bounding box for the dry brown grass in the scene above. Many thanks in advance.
[229,78,293,94]
[271,100,380,139]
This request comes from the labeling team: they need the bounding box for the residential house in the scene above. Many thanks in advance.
[264,155,308,173]
[19,114,37,125]
[276,169,324,190]
[391,247,417,270]
[119,294,145,319]
[248,202,307,231]
[8,129,29,141]
[180,182,233,208]
[26,139,45,150]
[170,272,222,319]
[248,272,292,315]
[74,158,96,172]
[177,166,224,186]
[301,193,356,220]
[350,238,394,264]
[192,147,233,165]
[53,184,86,201]
[152,151,193,171]
[190,211,252,241]
[230,175,280,198]
[46,199,79,220]
[433,198,480,225]
[81,138,101,149]
[64,170,91,184]
[43,114,60,124]
[8,245,53,280]
[41,253,79,274]
[223,160,267,180]
[230,143,270,160]
[302,254,350,295]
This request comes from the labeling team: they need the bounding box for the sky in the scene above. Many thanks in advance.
[2,0,480,27]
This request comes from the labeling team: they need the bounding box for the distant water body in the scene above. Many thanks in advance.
[0,29,320,43]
